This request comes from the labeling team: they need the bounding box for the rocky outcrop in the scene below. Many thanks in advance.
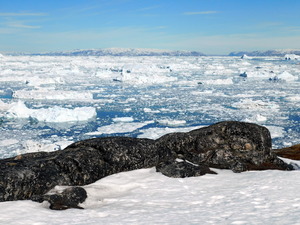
[156,121,291,172]
[273,144,300,160]
[0,137,168,202]
[0,121,292,204]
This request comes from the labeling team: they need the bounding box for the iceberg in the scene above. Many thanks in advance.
[5,101,96,122]
[284,54,300,60]
[276,71,298,81]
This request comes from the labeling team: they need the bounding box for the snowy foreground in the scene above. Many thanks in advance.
[1,165,300,225]
[0,54,299,224]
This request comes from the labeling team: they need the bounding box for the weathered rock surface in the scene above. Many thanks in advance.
[0,121,292,204]
[273,144,300,160]
[156,121,292,172]
[156,160,217,178]
[0,137,168,202]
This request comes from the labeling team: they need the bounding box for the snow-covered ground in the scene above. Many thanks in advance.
[1,166,300,225]
[0,54,299,223]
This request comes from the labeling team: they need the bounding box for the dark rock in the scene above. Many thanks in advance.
[43,187,87,210]
[273,144,300,160]
[156,160,217,178]
[0,137,171,202]
[0,121,292,203]
[156,121,292,173]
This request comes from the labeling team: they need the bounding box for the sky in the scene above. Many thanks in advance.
[0,0,300,55]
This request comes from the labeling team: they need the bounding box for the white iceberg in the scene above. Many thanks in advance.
[13,90,93,101]
[241,54,252,59]
[5,101,96,122]
[86,120,154,135]
[284,54,300,60]
[276,71,298,81]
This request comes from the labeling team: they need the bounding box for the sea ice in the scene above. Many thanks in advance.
[157,119,187,127]
[0,139,19,147]
[86,121,154,136]
[138,125,205,139]
[112,117,134,122]
[5,101,96,122]
[18,140,73,155]
[0,54,299,225]
[13,90,93,101]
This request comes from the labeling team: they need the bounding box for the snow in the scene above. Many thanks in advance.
[1,167,300,225]
[0,54,299,224]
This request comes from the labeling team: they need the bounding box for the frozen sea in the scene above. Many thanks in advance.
[0,54,300,224]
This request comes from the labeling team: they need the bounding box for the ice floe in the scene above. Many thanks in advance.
[13,90,93,101]
[86,120,154,136]
[284,54,300,60]
[5,101,96,122]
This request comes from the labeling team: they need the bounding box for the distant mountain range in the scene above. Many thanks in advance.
[31,48,206,57]
[4,48,300,57]
[229,49,300,57]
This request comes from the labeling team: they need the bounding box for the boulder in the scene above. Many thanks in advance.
[0,137,168,202]
[0,121,292,204]
[156,121,292,172]
[31,186,88,210]
[44,187,87,210]
[273,144,300,160]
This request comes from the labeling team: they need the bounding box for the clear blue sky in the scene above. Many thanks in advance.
[0,0,299,54]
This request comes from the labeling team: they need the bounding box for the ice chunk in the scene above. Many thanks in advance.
[112,117,134,122]
[244,114,267,123]
[13,90,93,101]
[203,78,233,85]
[86,121,154,135]
[143,108,160,113]
[241,54,252,59]
[0,100,11,111]
[265,126,285,138]
[138,125,205,139]
[18,140,73,155]
[25,76,65,87]
[284,54,300,60]
[232,99,279,111]
[276,71,298,81]
[285,95,300,102]
[0,139,19,147]
[157,119,186,127]
[5,101,96,122]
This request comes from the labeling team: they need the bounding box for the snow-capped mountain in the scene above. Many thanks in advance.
[229,49,300,56]
[33,48,206,56]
